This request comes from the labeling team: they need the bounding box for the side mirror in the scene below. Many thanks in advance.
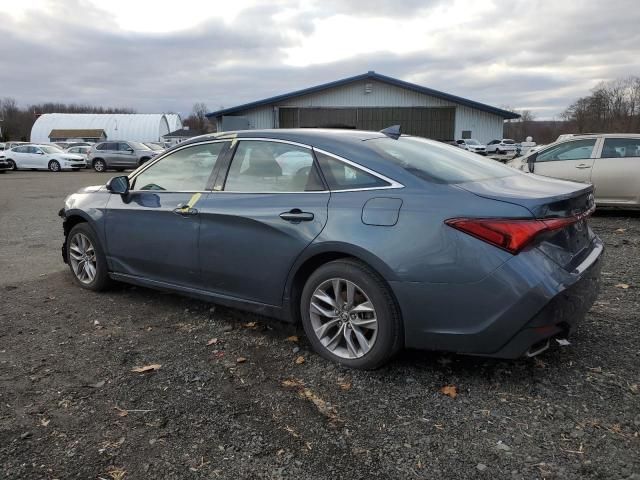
[527,153,537,173]
[106,175,130,194]
[127,148,134,153]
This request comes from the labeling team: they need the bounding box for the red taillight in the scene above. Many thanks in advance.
[445,208,593,254]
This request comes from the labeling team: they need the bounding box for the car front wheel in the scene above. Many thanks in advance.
[7,159,17,170]
[48,160,61,172]
[93,159,106,172]
[66,223,110,291]
[300,259,402,369]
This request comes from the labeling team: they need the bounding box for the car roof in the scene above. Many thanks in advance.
[172,128,445,188]
[558,133,640,139]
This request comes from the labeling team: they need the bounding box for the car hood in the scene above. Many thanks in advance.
[77,184,107,193]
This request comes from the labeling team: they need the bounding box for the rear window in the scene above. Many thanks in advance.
[128,141,150,151]
[367,136,517,184]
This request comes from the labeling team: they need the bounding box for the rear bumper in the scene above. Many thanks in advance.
[487,242,602,358]
[392,237,603,358]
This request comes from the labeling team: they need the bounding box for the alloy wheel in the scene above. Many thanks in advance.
[49,160,60,172]
[94,160,105,172]
[68,233,97,284]
[309,278,378,359]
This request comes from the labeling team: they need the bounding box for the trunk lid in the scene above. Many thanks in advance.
[456,173,597,270]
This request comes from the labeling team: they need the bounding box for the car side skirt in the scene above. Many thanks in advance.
[108,272,288,321]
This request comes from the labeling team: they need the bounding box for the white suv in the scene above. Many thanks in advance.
[455,139,487,154]
[486,139,517,154]
[507,133,640,208]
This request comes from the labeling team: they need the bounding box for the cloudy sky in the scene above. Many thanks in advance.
[1,0,638,119]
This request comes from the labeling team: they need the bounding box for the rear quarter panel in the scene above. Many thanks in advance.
[315,185,533,284]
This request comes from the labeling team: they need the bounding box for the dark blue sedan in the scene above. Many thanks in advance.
[59,128,603,369]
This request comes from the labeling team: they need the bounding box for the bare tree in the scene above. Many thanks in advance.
[183,102,212,134]
[563,76,640,133]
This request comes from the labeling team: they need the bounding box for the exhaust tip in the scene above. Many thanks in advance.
[526,339,550,357]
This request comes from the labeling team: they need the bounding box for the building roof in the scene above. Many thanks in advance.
[163,128,197,138]
[207,71,520,120]
[49,128,105,138]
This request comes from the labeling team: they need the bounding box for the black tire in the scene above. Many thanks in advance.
[6,159,16,170]
[93,159,106,172]
[48,160,61,172]
[300,259,403,369]
[66,223,111,291]
[496,149,503,155]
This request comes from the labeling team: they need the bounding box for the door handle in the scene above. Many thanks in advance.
[575,164,591,169]
[173,206,198,216]
[280,209,314,222]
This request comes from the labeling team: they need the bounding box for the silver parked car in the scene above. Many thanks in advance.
[507,134,640,208]
[65,145,92,168]
[87,141,159,172]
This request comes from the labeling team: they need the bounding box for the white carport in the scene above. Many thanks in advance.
[30,113,183,143]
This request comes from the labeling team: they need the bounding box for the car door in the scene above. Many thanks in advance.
[531,138,599,183]
[23,146,40,168]
[117,142,138,168]
[31,146,48,169]
[103,142,120,166]
[590,137,640,205]
[104,140,231,287]
[197,139,330,306]
[10,146,28,168]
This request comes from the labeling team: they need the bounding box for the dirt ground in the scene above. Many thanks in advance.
[0,171,639,479]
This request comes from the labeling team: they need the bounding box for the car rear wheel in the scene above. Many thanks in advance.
[7,159,16,170]
[300,259,402,369]
[66,223,110,291]
[48,160,61,172]
[93,159,106,172]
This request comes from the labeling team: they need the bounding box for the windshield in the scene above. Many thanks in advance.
[144,143,164,151]
[41,146,63,153]
[367,136,518,184]
[503,139,515,144]
[465,139,480,145]
[129,141,151,150]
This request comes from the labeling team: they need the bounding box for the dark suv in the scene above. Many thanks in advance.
[87,141,158,172]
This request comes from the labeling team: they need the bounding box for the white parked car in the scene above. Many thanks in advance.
[65,145,92,167]
[486,139,518,154]
[507,133,640,208]
[2,144,86,171]
[455,139,487,154]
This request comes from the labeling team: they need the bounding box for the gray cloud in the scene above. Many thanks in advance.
[0,0,638,119]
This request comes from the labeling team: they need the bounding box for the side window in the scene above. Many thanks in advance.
[27,146,40,154]
[118,142,132,151]
[223,141,324,192]
[132,142,227,191]
[537,139,597,162]
[601,138,640,158]
[14,146,26,153]
[96,143,107,151]
[315,151,389,190]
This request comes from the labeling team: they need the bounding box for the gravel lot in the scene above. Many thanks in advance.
[1,170,639,479]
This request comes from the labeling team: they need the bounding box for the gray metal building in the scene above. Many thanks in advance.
[207,71,519,143]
